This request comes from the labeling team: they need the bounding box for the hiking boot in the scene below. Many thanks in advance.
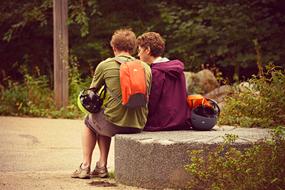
[71,163,90,179]
[91,162,109,178]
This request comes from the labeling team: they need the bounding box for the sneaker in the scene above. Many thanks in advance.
[91,162,109,178]
[71,163,90,179]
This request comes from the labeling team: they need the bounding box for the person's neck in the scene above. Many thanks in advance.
[147,56,158,65]
[114,51,131,57]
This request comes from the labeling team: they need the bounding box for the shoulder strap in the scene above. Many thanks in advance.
[89,83,121,104]
[114,56,136,65]
[114,57,125,64]
[88,84,107,100]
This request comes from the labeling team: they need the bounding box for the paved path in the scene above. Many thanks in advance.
[0,116,144,190]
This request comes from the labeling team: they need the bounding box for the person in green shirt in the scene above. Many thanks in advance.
[71,29,151,179]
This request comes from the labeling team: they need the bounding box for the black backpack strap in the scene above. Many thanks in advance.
[114,57,125,64]
[86,86,98,93]
[87,84,107,99]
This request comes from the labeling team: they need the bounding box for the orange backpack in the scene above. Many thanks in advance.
[114,57,147,108]
[187,94,212,110]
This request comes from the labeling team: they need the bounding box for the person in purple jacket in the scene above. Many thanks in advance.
[137,32,190,131]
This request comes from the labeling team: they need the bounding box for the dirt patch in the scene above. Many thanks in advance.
[0,171,147,190]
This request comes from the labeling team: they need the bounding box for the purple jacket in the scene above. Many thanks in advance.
[144,60,190,131]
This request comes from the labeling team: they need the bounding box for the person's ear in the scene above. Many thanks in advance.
[145,47,151,55]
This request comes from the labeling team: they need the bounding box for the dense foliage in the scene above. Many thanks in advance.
[159,1,285,78]
[0,60,88,118]
[0,1,284,119]
[185,130,285,190]
[219,65,285,128]
[0,0,284,85]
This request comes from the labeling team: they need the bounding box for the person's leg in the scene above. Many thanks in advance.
[97,135,111,167]
[91,134,111,178]
[81,126,97,168]
[71,125,97,179]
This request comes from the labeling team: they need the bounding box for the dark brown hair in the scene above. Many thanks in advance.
[110,29,137,54]
[137,32,165,57]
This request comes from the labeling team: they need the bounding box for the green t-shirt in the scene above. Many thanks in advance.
[90,55,152,129]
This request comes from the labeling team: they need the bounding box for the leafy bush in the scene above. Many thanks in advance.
[0,80,29,115]
[219,65,285,128]
[69,55,91,106]
[185,128,285,190]
[0,72,53,117]
[0,60,89,119]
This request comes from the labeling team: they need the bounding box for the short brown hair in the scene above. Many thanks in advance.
[110,29,137,54]
[137,32,165,57]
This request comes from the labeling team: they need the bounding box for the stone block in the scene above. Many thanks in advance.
[115,126,271,189]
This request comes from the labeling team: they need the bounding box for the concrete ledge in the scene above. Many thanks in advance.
[114,126,271,189]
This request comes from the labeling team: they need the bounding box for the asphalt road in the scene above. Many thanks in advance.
[0,116,143,190]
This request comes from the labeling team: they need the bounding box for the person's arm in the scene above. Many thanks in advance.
[148,68,165,115]
[90,62,105,89]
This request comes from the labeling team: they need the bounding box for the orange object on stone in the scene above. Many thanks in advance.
[187,94,212,110]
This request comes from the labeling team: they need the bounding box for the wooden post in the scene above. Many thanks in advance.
[53,0,68,108]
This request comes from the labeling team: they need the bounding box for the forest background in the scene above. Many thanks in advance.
[0,0,284,118]
[1,0,285,83]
